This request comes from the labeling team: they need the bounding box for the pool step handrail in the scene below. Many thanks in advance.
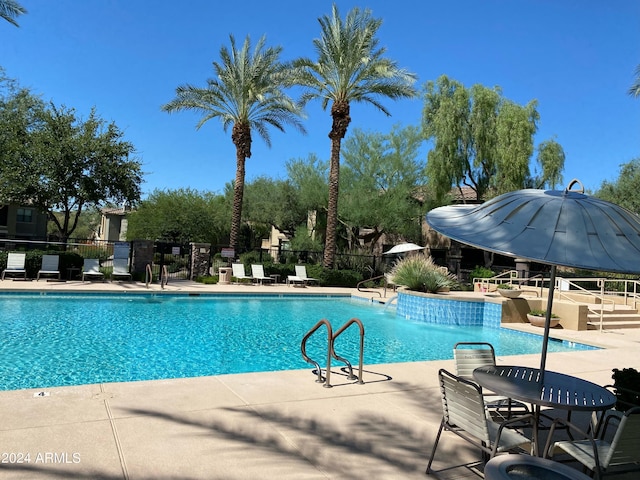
[301,318,365,388]
[145,264,153,288]
[160,265,168,289]
[331,318,365,385]
[301,319,333,387]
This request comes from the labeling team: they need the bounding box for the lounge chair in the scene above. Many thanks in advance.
[111,258,132,281]
[251,264,272,285]
[231,263,253,283]
[426,369,535,474]
[82,258,104,281]
[544,406,640,479]
[287,265,318,286]
[2,252,26,280]
[37,254,60,281]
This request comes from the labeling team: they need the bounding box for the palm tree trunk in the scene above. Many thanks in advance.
[230,122,251,253]
[323,101,351,269]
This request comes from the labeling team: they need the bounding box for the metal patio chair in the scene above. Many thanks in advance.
[426,368,535,474]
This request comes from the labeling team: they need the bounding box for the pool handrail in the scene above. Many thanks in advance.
[160,265,168,289]
[145,264,153,288]
[331,318,365,385]
[301,319,333,387]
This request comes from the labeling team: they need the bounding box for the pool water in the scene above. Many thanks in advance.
[0,293,596,390]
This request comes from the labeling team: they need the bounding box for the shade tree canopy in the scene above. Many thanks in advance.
[126,188,229,245]
[0,77,142,241]
[422,75,564,202]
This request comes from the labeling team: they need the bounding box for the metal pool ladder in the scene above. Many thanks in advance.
[300,318,365,388]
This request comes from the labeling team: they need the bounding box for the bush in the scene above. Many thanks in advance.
[470,265,495,279]
[390,254,458,293]
[318,268,362,287]
[612,368,640,410]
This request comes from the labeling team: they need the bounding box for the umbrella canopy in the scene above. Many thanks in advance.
[426,180,640,371]
[383,243,425,255]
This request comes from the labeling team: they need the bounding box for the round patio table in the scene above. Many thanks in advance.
[473,366,616,411]
[473,365,616,456]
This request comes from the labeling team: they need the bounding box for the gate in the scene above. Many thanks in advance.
[153,242,191,280]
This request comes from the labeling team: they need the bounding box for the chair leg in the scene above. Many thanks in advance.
[426,418,445,474]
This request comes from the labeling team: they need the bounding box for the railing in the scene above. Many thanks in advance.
[160,265,169,289]
[300,318,365,388]
[331,318,365,385]
[356,274,384,298]
[145,264,153,288]
[300,319,333,386]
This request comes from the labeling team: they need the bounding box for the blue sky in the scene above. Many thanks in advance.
[2,0,639,197]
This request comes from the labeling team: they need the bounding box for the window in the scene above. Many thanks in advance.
[16,208,33,223]
[0,206,7,226]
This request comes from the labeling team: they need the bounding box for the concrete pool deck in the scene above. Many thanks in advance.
[0,279,639,479]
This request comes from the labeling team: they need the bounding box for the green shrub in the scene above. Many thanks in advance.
[612,368,640,410]
[470,265,495,279]
[196,275,218,284]
[390,255,458,293]
[318,268,362,287]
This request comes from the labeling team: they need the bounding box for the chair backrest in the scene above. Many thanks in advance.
[295,265,308,279]
[84,258,100,273]
[113,258,129,274]
[232,263,247,277]
[438,369,491,444]
[603,406,640,468]
[453,342,497,379]
[251,264,265,278]
[7,252,25,270]
[41,254,59,271]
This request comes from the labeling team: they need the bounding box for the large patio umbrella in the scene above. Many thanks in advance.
[383,242,425,255]
[426,179,640,372]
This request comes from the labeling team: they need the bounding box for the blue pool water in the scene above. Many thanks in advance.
[0,293,596,390]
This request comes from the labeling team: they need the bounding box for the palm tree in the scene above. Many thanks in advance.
[0,0,26,27]
[629,65,640,98]
[162,35,305,253]
[294,4,417,269]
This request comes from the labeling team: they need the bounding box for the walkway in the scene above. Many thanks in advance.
[0,279,638,479]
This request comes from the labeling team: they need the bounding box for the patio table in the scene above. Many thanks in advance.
[473,365,616,455]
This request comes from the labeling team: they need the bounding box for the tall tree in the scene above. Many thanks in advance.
[596,158,640,214]
[0,83,142,241]
[0,0,26,27]
[126,188,229,245]
[340,126,425,249]
[423,75,543,201]
[294,4,417,268]
[531,138,565,189]
[162,35,305,253]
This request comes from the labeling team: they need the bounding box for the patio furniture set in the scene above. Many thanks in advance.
[426,341,640,479]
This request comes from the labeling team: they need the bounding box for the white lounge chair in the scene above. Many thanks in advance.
[231,263,253,283]
[251,264,272,285]
[287,265,318,286]
[111,258,132,281]
[82,258,104,281]
[2,252,26,280]
[37,254,60,281]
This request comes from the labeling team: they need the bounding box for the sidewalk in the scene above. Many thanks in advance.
[0,279,638,479]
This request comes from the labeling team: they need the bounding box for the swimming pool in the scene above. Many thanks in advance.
[0,293,596,390]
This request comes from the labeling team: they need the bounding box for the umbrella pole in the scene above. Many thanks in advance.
[539,265,557,374]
